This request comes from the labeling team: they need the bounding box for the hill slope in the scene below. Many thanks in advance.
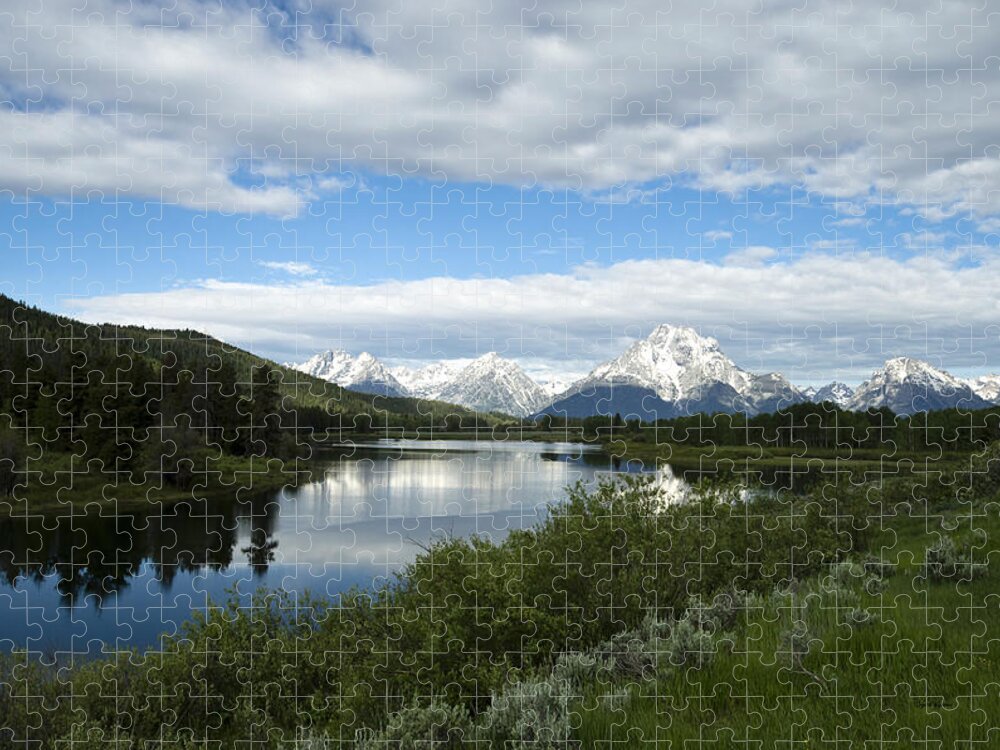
[0,295,495,505]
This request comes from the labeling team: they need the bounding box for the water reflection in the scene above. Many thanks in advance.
[0,440,635,656]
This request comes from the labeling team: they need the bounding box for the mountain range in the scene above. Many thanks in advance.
[289,325,1000,418]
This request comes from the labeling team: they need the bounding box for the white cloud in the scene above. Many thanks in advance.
[0,110,305,216]
[64,252,1000,382]
[257,261,318,276]
[703,231,733,244]
[2,0,999,221]
[723,246,777,268]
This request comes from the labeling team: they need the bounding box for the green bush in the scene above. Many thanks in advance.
[479,677,572,749]
[551,650,611,690]
[924,536,988,581]
[358,699,473,750]
[0,477,857,747]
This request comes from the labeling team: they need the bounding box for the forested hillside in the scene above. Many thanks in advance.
[0,295,492,502]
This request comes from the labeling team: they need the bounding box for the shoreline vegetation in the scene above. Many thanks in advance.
[2,447,998,747]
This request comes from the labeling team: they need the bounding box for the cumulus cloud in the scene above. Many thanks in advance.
[2,0,999,221]
[64,252,1000,382]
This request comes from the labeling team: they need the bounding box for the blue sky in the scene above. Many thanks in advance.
[2,0,1000,384]
[5,178,874,299]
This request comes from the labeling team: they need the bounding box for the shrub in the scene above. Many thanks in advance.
[828,561,862,589]
[778,618,812,673]
[924,536,987,581]
[661,614,717,672]
[861,555,897,580]
[53,722,134,750]
[358,698,473,750]
[685,586,748,634]
[479,677,572,749]
[551,650,611,689]
[598,615,672,681]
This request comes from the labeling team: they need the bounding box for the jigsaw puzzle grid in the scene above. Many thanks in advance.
[2,0,1000,747]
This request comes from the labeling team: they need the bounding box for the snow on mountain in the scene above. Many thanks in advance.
[538,376,576,399]
[288,350,408,397]
[804,381,854,408]
[392,361,467,400]
[574,324,754,401]
[291,336,1000,420]
[847,357,989,415]
[966,375,1000,404]
[549,324,804,416]
[293,350,550,416]
[435,353,549,417]
[741,372,806,414]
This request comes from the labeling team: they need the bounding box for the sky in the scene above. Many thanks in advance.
[2,0,1000,385]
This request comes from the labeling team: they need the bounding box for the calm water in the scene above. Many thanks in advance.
[0,440,654,658]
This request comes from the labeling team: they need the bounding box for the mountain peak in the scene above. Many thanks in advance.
[291,349,407,397]
[439,353,547,416]
[883,356,935,373]
[805,381,854,408]
[472,351,503,364]
[848,356,987,415]
[576,324,749,403]
[646,323,720,350]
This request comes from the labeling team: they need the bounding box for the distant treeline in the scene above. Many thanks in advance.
[538,402,1000,453]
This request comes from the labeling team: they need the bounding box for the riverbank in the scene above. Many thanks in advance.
[0,452,313,516]
[3,448,996,747]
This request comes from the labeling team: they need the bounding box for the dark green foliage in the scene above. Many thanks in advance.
[0,476,860,747]
[0,294,495,500]
[585,399,1000,457]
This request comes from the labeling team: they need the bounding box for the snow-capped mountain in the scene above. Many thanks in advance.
[391,354,549,416]
[802,381,854,408]
[289,350,408,397]
[543,324,805,418]
[847,357,990,415]
[291,350,550,416]
[434,353,549,417]
[966,375,1000,404]
[574,324,754,401]
[292,334,1000,420]
[392,361,467,400]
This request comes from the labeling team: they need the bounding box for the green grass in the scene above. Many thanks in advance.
[573,497,1000,745]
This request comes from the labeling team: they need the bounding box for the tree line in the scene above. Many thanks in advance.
[538,401,1000,453]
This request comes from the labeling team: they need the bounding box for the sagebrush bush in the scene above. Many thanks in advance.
[596,615,671,681]
[685,586,748,634]
[552,650,611,689]
[924,536,987,581]
[479,676,572,749]
[357,698,473,750]
[861,555,897,580]
[661,615,717,672]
